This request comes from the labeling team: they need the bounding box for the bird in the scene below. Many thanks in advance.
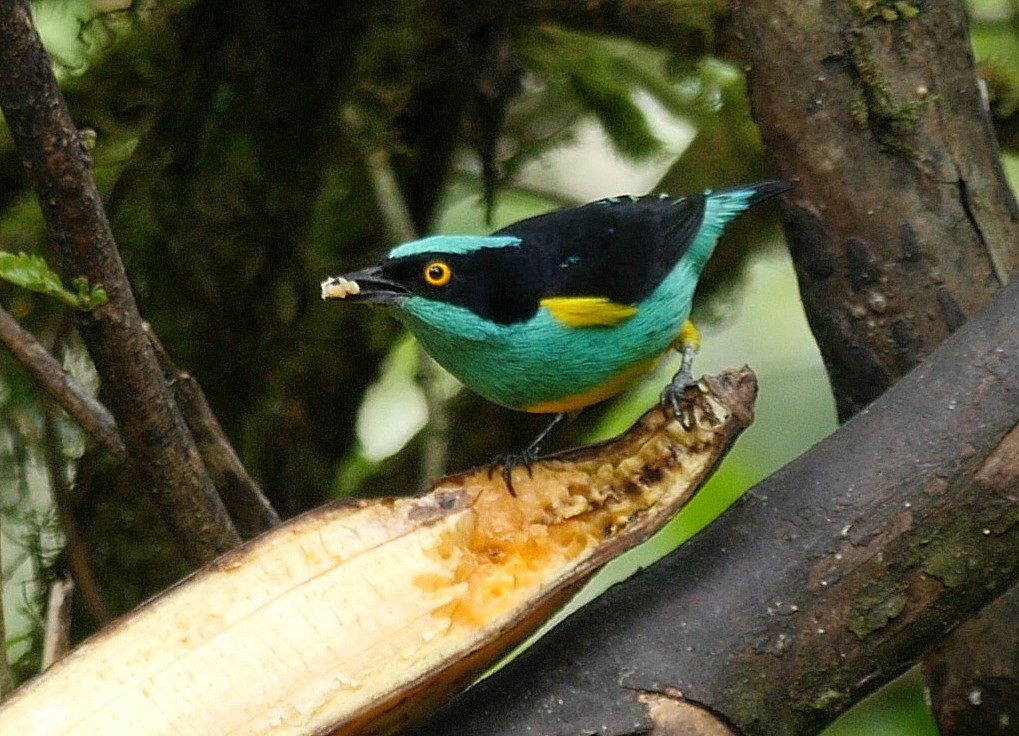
[322,180,790,491]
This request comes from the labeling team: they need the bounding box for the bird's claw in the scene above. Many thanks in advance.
[662,341,699,428]
[661,371,722,430]
[661,374,697,430]
[488,452,536,496]
[489,412,569,496]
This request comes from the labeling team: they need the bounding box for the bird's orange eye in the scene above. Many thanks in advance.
[423,260,452,287]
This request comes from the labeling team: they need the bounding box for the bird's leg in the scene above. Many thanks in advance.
[524,411,570,459]
[662,319,701,425]
[491,412,570,496]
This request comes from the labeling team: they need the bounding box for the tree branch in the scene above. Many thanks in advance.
[42,402,111,627]
[0,304,127,464]
[736,0,1019,730]
[145,326,280,538]
[737,0,1019,421]
[0,0,240,564]
[408,275,1019,735]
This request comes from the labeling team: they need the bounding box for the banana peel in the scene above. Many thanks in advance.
[0,368,757,736]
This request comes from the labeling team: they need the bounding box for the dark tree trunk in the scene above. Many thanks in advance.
[741,0,1018,421]
[738,2,1019,732]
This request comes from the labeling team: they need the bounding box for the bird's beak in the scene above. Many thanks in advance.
[321,264,408,305]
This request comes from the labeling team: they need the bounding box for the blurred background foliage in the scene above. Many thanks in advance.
[1,0,1017,731]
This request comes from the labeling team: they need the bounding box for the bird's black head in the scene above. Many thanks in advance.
[321,236,544,325]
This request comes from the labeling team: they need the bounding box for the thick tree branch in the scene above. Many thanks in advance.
[0,0,239,564]
[736,0,1019,729]
[738,0,1019,422]
[409,275,1019,735]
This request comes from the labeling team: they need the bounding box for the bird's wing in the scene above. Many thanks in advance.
[495,194,706,306]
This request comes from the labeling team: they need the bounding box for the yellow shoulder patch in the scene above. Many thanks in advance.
[540,296,638,328]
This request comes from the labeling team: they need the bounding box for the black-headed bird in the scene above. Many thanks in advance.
[323,180,789,489]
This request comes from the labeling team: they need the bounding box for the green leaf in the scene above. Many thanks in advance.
[0,251,108,310]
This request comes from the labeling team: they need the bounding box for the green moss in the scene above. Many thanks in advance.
[846,27,932,160]
[895,2,921,20]
[922,546,970,588]
[851,0,921,23]
[844,0,933,159]
[799,687,852,714]
[848,578,908,639]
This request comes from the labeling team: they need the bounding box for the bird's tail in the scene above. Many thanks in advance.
[686,179,790,270]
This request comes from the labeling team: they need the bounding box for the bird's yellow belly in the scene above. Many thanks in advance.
[522,356,660,414]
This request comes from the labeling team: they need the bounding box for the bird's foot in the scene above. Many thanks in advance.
[661,375,694,430]
[661,337,699,427]
[488,451,537,497]
[661,366,722,431]
[662,319,714,429]
[488,412,570,496]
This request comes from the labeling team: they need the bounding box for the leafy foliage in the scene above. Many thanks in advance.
[0,252,107,310]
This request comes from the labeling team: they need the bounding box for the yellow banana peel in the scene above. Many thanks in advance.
[0,369,756,736]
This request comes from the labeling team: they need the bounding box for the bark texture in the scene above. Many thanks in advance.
[924,583,1019,735]
[738,0,1019,420]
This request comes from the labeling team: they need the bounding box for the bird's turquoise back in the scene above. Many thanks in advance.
[387,183,780,412]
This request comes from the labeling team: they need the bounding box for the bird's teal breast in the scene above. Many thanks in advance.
[395,262,700,412]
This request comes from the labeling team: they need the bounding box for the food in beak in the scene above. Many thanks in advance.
[321,276,362,300]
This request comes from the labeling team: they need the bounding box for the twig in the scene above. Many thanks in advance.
[42,401,111,626]
[415,354,451,488]
[0,0,240,564]
[341,107,418,245]
[0,515,12,697]
[145,326,280,537]
[40,577,75,670]
[0,305,127,464]
[342,105,450,487]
